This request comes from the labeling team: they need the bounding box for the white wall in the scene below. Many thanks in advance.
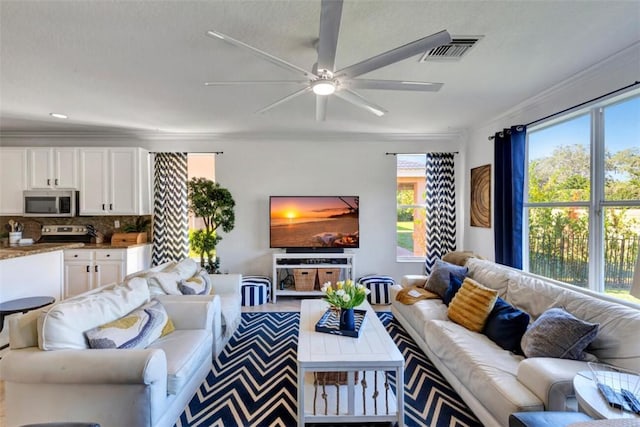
[463,43,640,260]
[214,137,464,282]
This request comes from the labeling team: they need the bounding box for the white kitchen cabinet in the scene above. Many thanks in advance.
[0,148,28,214]
[27,148,78,189]
[63,244,151,298]
[78,147,150,215]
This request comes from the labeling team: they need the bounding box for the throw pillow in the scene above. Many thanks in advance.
[520,308,599,360]
[424,260,468,299]
[442,251,476,266]
[395,286,439,305]
[85,299,174,349]
[442,273,464,306]
[483,297,530,353]
[447,278,498,332]
[178,269,212,295]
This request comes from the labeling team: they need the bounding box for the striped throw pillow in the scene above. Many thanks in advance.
[447,278,498,332]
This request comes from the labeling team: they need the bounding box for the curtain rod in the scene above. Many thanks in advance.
[149,151,223,154]
[385,151,458,155]
[487,80,640,141]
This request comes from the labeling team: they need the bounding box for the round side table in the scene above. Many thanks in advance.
[0,296,55,332]
[574,371,640,420]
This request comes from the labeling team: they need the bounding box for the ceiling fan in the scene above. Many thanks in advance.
[205,0,451,121]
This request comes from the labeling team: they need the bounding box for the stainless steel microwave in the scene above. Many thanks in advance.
[23,190,78,217]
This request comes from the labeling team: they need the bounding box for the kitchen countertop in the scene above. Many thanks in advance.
[0,243,86,261]
[0,242,152,260]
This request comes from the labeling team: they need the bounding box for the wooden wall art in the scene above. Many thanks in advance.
[470,164,491,228]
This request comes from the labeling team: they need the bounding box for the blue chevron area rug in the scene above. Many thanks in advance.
[176,312,482,427]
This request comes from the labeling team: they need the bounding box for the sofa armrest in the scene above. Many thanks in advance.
[401,274,429,288]
[209,273,242,296]
[0,347,167,387]
[517,357,589,411]
[155,294,217,331]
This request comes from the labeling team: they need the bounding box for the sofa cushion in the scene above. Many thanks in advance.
[466,258,513,298]
[147,329,212,395]
[521,308,599,361]
[425,319,543,425]
[483,297,530,353]
[168,257,199,280]
[390,285,449,334]
[38,278,150,350]
[425,260,468,298]
[85,299,174,349]
[448,278,498,332]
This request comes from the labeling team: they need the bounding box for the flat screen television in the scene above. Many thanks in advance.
[269,196,359,251]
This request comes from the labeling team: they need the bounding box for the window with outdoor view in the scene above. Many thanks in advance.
[187,153,216,259]
[397,154,426,261]
[525,93,640,303]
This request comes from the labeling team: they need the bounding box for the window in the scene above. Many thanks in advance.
[525,93,640,303]
[187,153,216,259]
[397,154,426,261]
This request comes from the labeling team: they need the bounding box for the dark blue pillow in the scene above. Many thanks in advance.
[483,297,530,353]
[442,273,463,306]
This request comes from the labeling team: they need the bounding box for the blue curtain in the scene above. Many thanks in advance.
[494,126,526,268]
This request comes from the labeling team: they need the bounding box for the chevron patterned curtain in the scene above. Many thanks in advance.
[152,153,189,265]
[425,153,456,273]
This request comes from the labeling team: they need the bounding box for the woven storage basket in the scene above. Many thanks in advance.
[315,371,359,385]
[317,268,341,284]
[293,268,317,291]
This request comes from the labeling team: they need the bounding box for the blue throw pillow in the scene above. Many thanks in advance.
[442,273,464,306]
[483,297,530,353]
[425,260,468,299]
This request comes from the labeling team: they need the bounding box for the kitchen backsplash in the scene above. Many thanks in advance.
[0,215,153,243]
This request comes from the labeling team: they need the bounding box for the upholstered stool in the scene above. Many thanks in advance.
[357,275,395,305]
[509,411,594,427]
[241,276,271,306]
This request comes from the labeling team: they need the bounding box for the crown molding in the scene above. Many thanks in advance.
[0,130,463,143]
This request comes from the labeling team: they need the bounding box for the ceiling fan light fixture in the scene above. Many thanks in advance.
[312,79,336,95]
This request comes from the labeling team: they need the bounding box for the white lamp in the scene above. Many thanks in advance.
[631,245,640,299]
[312,79,336,96]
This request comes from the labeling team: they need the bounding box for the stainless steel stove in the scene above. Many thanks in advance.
[40,225,92,243]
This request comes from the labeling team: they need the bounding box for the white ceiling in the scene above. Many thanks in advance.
[1,0,639,138]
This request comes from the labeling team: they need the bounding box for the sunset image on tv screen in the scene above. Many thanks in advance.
[270,196,359,248]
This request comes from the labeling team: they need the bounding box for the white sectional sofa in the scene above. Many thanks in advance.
[391,257,640,427]
[0,279,216,427]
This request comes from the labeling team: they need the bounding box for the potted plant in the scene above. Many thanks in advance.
[187,178,235,273]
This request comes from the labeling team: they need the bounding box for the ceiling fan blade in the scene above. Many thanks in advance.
[345,79,443,92]
[317,0,343,72]
[205,80,308,86]
[316,95,328,121]
[334,88,388,117]
[335,30,451,79]
[256,87,312,114]
[206,30,316,79]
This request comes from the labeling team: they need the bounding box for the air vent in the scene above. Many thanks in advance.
[419,36,482,62]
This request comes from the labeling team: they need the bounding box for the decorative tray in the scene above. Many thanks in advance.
[315,308,367,338]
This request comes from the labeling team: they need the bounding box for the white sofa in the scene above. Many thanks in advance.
[0,279,216,427]
[126,260,243,356]
[391,257,640,427]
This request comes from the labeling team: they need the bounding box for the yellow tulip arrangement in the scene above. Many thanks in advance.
[320,279,367,309]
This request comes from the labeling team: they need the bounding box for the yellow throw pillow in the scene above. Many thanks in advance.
[447,278,498,332]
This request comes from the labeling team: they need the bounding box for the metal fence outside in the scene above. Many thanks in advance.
[529,234,639,290]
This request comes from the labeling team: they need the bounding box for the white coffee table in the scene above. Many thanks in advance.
[574,371,640,420]
[297,299,405,426]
